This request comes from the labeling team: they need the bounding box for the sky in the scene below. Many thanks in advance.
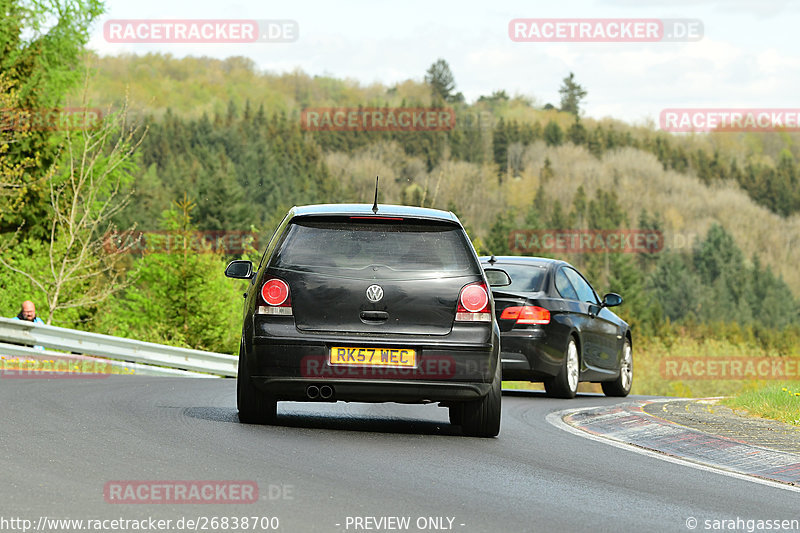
[87,0,800,126]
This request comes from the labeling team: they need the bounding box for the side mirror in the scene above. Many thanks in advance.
[484,268,511,287]
[602,293,623,308]
[225,260,253,279]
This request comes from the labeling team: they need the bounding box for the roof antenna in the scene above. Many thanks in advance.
[372,176,379,214]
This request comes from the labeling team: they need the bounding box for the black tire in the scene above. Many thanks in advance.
[448,404,463,426]
[237,343,277,424]
[602,339,632,397]
[544,337,580,399]
[460,360,502,438]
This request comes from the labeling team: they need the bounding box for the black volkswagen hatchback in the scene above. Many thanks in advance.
[479,256,632,399]
[226,204,510,437]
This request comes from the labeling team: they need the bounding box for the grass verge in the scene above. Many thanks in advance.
[722,384,800,426]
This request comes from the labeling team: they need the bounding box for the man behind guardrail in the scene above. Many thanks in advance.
[11,300,45,350]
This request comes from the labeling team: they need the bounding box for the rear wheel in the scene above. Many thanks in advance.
[237,343,277,424]
[448,404,463,426]
[544,338,579,399]
[602,339,632,397]
[461,361,502,438]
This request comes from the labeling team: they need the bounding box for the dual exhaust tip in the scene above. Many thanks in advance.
[306,385,334,400]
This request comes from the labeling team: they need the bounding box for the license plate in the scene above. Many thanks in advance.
[329,346,416,368]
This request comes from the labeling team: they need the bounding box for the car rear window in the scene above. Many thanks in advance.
[494,264,546,292]
[273,219,479,274]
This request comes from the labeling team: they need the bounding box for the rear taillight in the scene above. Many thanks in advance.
[456,282,491,322]
[258,278,293,316]
[500,306,550,325]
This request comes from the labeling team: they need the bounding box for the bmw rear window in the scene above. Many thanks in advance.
[273,219,479,274]
[493,263,546,292]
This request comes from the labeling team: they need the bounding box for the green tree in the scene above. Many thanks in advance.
[587,189,626,229]
[587,126,604,157]
[747,255,799,330]
[558,72,587,116]
[543,120,564,147]
[529,182,549,226]
[548,200,568,228]
[647,253,703,323]
[97,198,240,352]
[540,157,554,181]
[524,194,545,229]
[571,185,587,226]
[692,224,751,323]
[606,254,660,336]
[492,118,509,178]
[635,208,663,271]
[424,58,456,103]
[568,117,587,145]
[0,72,35,241]
[126,109,343,232]
[477,90,509,104]
[693,224,744,287]
[0,0,105,242]
[401,183,425,206]
[485,210,516,256]
[0,98,145,325]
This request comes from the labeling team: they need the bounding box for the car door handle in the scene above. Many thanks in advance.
[360,311,389,323]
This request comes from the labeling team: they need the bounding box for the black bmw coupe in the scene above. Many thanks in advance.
[480,256,632,398]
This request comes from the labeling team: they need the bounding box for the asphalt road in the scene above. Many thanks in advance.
[1,377,797,533]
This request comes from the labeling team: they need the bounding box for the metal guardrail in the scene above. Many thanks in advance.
[0,317,238,377]
[0,342,219,378]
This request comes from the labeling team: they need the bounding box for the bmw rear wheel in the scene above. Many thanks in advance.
[602,339,633,397]
[544,338,580,399]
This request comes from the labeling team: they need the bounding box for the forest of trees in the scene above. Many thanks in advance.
[2,1,799,359]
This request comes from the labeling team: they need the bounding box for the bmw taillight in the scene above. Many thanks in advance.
[258,278,293,316]
[500,305,550,325]
[456,282,491,322]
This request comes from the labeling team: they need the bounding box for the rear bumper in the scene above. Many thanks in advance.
[254,378,492,403]
[499,328,564,380]
[244,330,498,403]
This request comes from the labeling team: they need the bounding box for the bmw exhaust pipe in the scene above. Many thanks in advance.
[306,385,320,400]
[319,385,334,400]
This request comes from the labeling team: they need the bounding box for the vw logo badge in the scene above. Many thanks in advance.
[366,284,384,303]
